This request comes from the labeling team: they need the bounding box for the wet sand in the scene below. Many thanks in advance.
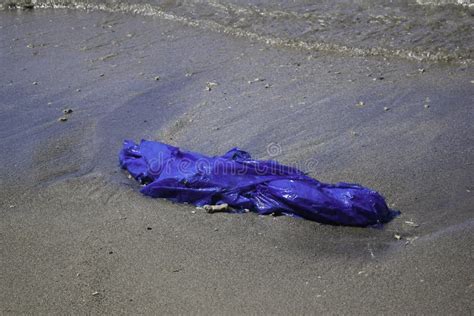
[0,9,473,314]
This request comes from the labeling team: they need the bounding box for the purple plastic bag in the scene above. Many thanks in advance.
[119,140,398,226]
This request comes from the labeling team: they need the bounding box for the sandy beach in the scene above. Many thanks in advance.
[0,7,473,314]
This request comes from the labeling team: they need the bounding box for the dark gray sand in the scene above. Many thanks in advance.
[1,9,473,315]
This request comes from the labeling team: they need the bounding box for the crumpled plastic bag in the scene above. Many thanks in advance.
[119,140,399,227]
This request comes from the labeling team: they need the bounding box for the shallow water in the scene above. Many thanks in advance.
[2,0,473,63]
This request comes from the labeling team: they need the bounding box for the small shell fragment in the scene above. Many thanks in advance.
[205,82,218,91]
[404,220,419,227]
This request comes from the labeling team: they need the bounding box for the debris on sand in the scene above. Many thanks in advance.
[58,117,68,122]
[205,81,218,91]
[120,140,398,226]
[383,106,390,111]
[248,78,265,84]
[92,291,100,296]
[404,220,420,228]
[424,104,430,109]
[356,101,365,107]
[63,108,73,114]
[32,81,38,85]
[394,233,402,240]
[200,203,229,214]
[154,76,160,81]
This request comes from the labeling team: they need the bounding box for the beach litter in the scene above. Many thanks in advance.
[119,140,399,227]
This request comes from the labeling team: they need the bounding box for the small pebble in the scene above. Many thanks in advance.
[99,73,105,77]
[63,108,73,114]
[32,81,38,85]
[356,101,365,107]
[248,78,265,84]
[205,81,218,91]
[394,234,402,240]
[154,76,160,81]
[58,117,68,122]
[424,104,430,109]
[384,107,390,111]
[405,236,419,245]
[146,227,152,230]
[92,291,99,296]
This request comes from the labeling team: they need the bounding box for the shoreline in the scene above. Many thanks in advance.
[2,0,473,64]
